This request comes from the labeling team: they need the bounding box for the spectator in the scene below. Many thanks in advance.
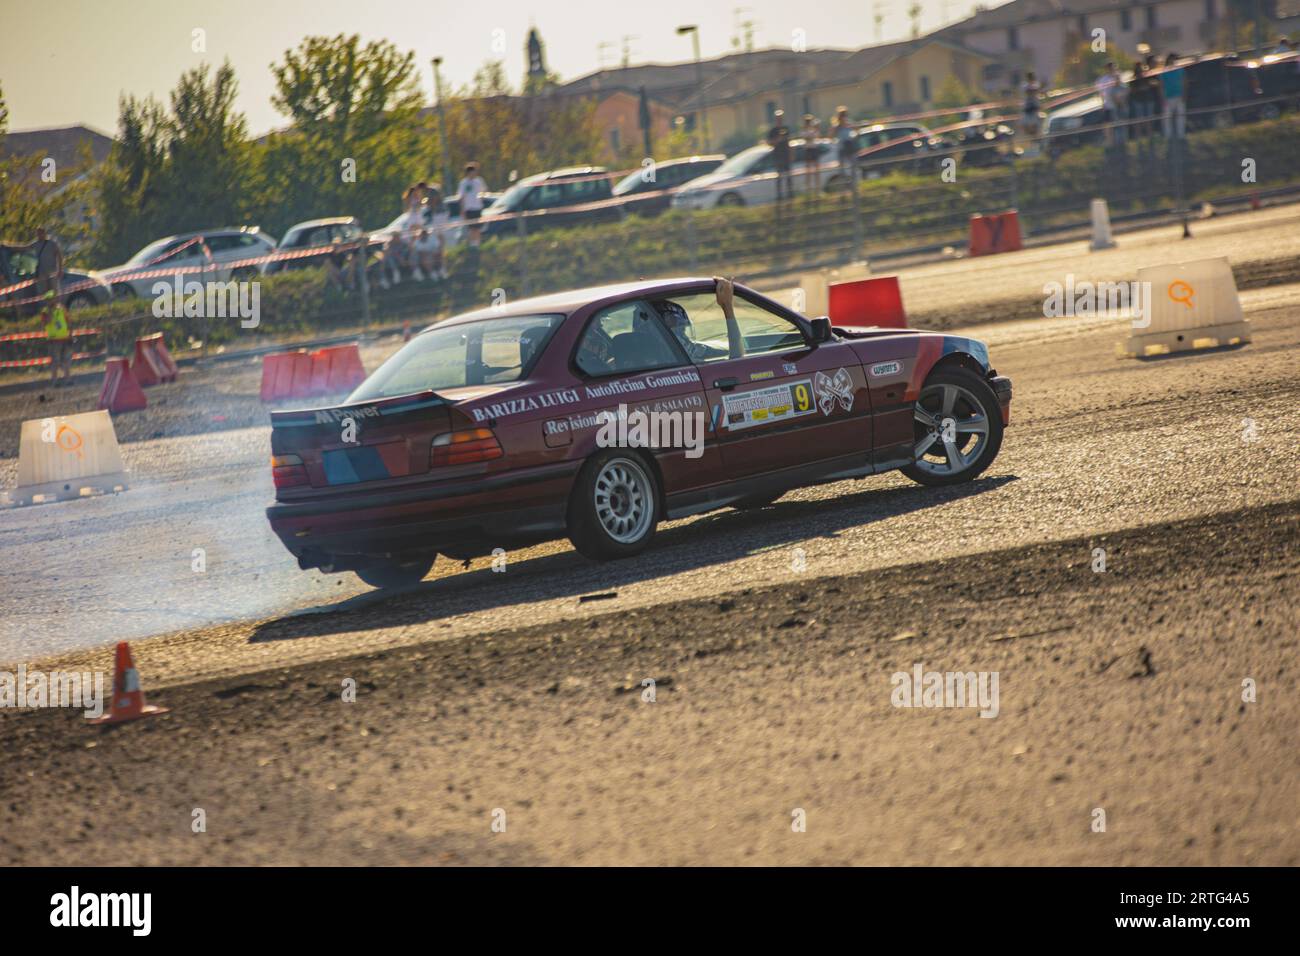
[1021,71,1043,141]
[412,185,449,281]
[324,238,362,293]
[456,163,488,247]
[766,109,792,200]
[1161,53,1187,141]
[801,113,821,193]
[832,105,855,178]
[40,291,71,386]
[1128,61,1161,138]
[1096,62,1126,145]
[1275,37,1293,55]
[26,227,64,296]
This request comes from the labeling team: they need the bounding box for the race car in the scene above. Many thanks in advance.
[266,277,1012,587]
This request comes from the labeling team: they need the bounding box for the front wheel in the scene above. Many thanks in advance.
[354,555,434,589]
[717,192,744,207]
[900,368,1004,487]
[568,451,660,560]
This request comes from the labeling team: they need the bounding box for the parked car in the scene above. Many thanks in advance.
[264,217,373,275]
[265,277,1012,587]
[0,243,112,316]
[671,140,842,209]
[612,155,725,216]
[853,123,946,177]
[479,168,622,238]
[100,227,276,298]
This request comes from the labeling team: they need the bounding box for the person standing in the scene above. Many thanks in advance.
[1021,71,1043,146]
[41,291,71,386]
[456,163,488,246]
[766,110,792,200]
[832,105,856,180]
[1161,54,1187,142]
[1127,61,1159,139]
[801,113,821,195]
[1096,62,1126,146]
[27,226,64,297]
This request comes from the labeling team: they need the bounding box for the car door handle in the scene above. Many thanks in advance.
[713,377,739,391]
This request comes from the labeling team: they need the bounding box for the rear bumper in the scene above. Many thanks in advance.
[267,461,577,567]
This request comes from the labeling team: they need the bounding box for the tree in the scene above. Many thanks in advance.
[253,34,434,235]
[0,82,94,251]
[90,63,252,266]
[1054,40,1134,87]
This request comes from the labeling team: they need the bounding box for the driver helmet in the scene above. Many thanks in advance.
[656,300,692,339]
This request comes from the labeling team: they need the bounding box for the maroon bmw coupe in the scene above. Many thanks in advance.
[267,277,1011,587]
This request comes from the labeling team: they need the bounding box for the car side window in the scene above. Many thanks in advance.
[575,300,684,377]
[665,292,806,360]
[732,298,808,355]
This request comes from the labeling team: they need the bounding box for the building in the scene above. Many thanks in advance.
[559,42,992,159]
[679,38,994,149]
[941,0,1244,94]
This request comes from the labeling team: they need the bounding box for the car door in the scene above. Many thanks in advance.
[570,298,723,493]
[659,288,871,481]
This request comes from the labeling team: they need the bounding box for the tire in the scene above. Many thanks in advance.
[824,174,849,192]
[65,292,96,311]
[717,192,744,207]
[111,283,137,299]
[354,555,434,589]
[900,367,1004,487]
[733,491,783,510]
[567,451,660,560]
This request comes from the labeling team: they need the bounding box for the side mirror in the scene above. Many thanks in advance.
[809,316,833,344]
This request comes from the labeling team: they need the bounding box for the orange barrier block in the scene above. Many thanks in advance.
[322,344,367,395]
[259,352,292,402]
[130,333,179,386]
[308,349,333,397]
[96,358,147,413]
[828,276,908,329]
[288,350,315,398]
[88,641,168,725]
[969,211,1023,257]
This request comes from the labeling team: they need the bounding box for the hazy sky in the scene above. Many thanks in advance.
[1,0,993,137]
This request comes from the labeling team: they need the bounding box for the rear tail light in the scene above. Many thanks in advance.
[271,453,309,489]
[431,428,503,466]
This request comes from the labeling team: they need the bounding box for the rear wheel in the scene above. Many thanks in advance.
[901,367,1003,487]
[354,556,434,589]
[568,451,659,559]
[717,192,744,207]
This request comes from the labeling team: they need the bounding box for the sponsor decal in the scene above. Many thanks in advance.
[812,367,854,414]
[314,405,381,424]
[782,362,799,375]
[470,387,580,423]
[582,367,701,400]
[749,370,775,381]
[869,360,902,377]
[720,379,815,431]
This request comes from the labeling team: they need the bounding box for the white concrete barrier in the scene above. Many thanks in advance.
[1089,198,1116,251]
[1123,256,1250,358]
[9,410,129,506]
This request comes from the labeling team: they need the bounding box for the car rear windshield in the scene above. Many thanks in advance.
[347,313,565,401]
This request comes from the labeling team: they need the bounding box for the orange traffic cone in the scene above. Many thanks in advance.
[402,320,412,342]
[88,641,168,724]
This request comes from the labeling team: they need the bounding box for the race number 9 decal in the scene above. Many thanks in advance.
[793,383,811,413]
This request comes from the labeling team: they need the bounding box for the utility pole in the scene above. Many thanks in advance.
[677,25,710,152]
[432,58,451,192]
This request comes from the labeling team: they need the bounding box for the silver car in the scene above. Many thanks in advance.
[100,227,276,299]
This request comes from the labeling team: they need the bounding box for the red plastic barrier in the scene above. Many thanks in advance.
[969,211,1023,257]
[828,276,908,329]
[322,344,366,395]
[130,333,179,386]
[259,344,366,402]
[97,358,147,413]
